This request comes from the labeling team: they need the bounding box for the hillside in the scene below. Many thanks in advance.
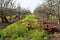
[0,14,48,40]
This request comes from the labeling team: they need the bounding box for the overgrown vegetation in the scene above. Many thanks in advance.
[0,14,49,40]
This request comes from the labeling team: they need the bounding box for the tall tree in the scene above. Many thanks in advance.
[34,0,60,24]
[0,0,16,23]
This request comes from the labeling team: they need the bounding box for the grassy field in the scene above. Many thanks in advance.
[0,14,49,40]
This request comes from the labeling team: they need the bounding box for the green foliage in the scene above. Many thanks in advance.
[0,14,49,40]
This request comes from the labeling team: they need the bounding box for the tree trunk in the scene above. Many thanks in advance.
[58,19,60,25]
[47,14,49,20]
[18,15,20,19]
[1,16,9,23]
[1,17,5,23]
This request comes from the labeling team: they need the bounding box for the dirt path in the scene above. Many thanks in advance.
[49,33,60,40]
[49,38,60,40]
[48,24,60,40]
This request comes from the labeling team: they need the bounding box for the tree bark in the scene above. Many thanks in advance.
[1,17,5,23]
[58,19,60,25]
[47,14,49,20]
[1,16,9,23]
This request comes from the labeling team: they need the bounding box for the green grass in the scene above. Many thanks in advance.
[0,14,49,40]
[49,15,57,20]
